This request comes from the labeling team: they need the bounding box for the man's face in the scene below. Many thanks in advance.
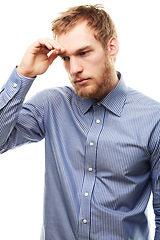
[57,21,117,100]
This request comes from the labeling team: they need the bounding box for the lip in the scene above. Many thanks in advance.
[74,78,90,85]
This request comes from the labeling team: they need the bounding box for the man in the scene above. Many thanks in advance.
[0,4,159,240]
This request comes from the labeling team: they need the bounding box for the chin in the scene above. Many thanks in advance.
[74,85,96,99]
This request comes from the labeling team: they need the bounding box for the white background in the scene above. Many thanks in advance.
[0,0,159,239]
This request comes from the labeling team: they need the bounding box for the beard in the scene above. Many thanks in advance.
[69,56,116,100]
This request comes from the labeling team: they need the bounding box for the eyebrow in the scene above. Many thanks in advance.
[57,45,92,58]
[75,45,92,54]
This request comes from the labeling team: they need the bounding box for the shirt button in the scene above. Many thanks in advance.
[96,119,100,124]
[97,102,101,106]
[13,83,17,88]
[88,167,93,172]
[90,142,94,146]
[85,192,89,197]
[83,219,87,224]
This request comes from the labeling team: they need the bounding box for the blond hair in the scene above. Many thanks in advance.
[51,4,117,49]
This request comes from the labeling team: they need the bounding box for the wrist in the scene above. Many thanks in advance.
[16,66,36,79]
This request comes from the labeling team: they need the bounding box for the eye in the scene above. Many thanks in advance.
[80,51,88,56]
[61,56,70,61]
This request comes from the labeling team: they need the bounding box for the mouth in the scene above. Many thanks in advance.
[74,78,90,86]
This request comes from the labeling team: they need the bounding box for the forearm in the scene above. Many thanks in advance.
[153,191,160,239]
[0,38,65,153]
[0,68,35,151]
[154,226,160,239]
[152,161,160,239]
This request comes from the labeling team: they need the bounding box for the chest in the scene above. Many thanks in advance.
[45,103,150,178]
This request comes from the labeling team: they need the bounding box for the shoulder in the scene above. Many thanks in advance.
[23,86,76,113]
[29,86,79,114]
[122,87,160,133]
[43,86,76,104]
[127,87,160,112]
[28,86,75,103]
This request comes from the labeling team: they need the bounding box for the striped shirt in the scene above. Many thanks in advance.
[0,68,160,239]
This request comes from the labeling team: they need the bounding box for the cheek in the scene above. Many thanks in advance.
[87,61,105,77]
[89,53,106,70]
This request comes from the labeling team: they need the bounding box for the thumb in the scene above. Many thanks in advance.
[48,50,58,65]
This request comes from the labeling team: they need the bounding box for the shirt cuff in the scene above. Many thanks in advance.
[0,67,35,109]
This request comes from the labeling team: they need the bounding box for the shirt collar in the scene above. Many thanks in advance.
[79,72,128,116]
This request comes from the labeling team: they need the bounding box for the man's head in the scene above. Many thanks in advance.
[52,5,119,100]
[51,4,118,52]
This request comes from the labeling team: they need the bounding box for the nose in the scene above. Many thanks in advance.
[69,57,83,76]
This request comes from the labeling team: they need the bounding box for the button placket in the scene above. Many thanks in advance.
[78,105,105,239]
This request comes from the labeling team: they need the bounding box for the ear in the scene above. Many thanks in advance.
[107,37,119,60]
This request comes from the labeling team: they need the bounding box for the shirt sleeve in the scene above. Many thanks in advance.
[149,115,160,239]
[0,68,44,153]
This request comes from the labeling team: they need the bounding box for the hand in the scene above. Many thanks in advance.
[17,38,66,78]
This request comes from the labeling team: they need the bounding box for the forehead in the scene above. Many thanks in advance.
[57,21,102,54]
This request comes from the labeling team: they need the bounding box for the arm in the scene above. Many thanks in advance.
[0,38,65,152]
[149,117,160,239]
[0,69,35,151]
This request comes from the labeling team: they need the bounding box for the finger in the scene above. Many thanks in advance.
[45,38,66,53]
[48,50,58,65]
[38,38,65,52]
[30,38,66,56]
[35,38,54,50]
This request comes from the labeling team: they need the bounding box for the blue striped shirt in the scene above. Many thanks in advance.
[0,68,160,239]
